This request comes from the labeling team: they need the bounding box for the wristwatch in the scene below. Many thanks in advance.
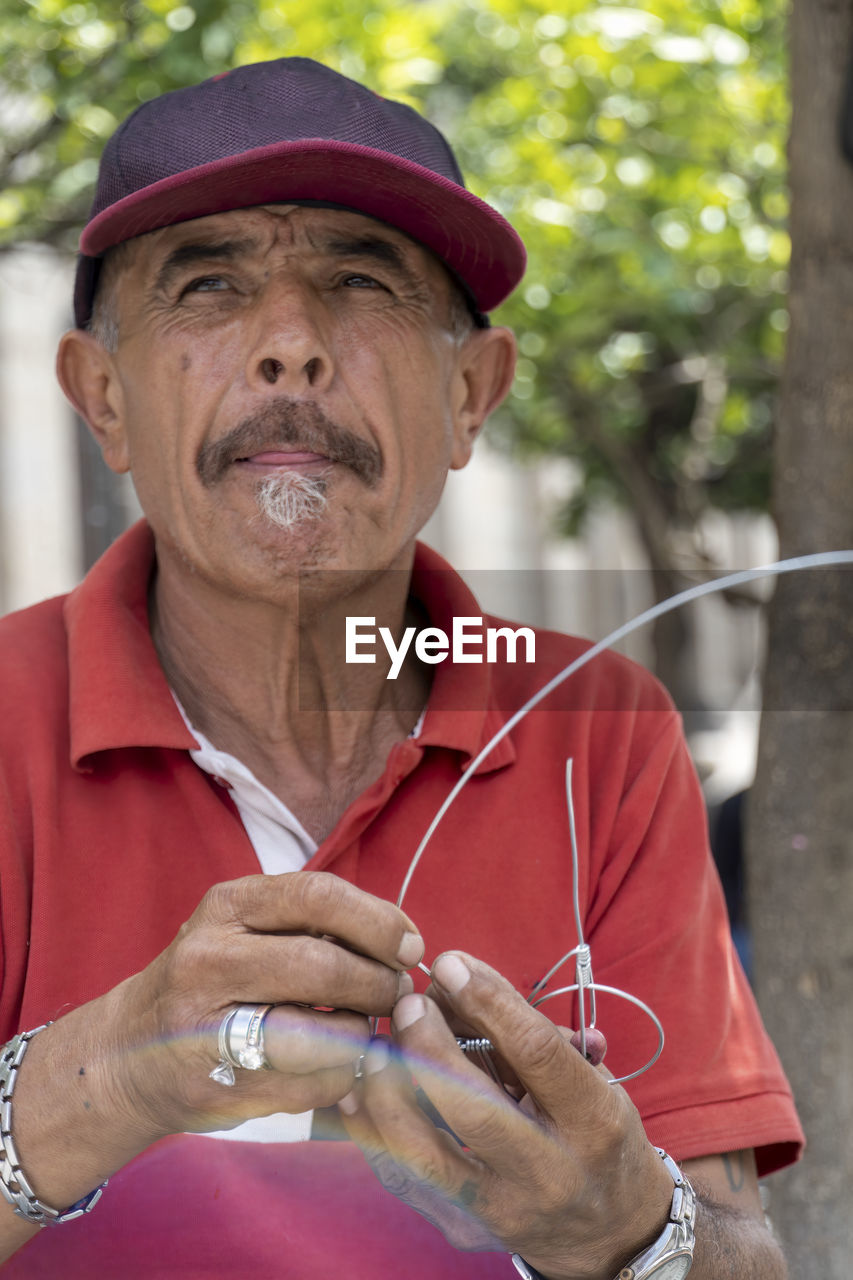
[511,1148,696,1280]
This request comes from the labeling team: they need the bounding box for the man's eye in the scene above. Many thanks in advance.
[342,274,384,290]
[182,276,230,294]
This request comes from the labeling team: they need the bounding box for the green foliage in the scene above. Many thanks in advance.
[1,0,789,558]
[438,0,789,548]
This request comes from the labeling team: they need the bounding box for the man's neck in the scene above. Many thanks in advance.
[149,550,430,842]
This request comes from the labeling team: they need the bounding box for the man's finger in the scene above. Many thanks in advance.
[347,1040,492,1208]
[389,994,559,1183]
[215,931,414,1014]
[337,1056,504,1254]
[196,871,424,970]
[204,1058,361,1121]
[261,1006,369,1075]
[426,952,611,1132]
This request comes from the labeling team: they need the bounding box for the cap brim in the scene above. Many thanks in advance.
[75,138,525,325]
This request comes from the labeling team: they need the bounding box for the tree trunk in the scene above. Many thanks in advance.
[746,2,853,1274]
[567,405,707,717]
[648,564,703,728]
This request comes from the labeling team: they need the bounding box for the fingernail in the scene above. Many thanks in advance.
[365,1040,390,1075]
[397,931,424,968]
[393,993,426,1031]
[432,953,470,994]
[397,971,414,998]
[338,1091,359,1115]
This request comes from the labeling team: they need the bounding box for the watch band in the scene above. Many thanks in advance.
[616,1149,696,1280]
[509,1147,696,1280]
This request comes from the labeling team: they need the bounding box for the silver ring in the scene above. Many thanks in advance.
[209,1004,274,1087]
[229,1004,274,1071]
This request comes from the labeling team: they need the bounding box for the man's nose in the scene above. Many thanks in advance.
[258,355,323,386]
[247,286,334,393]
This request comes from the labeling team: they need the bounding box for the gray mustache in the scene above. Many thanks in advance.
[196,401,383,488]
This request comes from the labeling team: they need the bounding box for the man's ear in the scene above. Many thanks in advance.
[450,326,517,470]
[56,329,130,474]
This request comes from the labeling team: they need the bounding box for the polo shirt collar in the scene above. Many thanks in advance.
[66,521,195,767]
[65,522,515,776]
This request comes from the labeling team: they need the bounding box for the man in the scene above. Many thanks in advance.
[0,58,801,1277]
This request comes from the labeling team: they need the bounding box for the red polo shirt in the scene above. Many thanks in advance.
[0,522,802,1277]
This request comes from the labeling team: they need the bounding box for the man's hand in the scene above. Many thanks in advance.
[112,870,423,1136]
[338,950,675,1280]
[1,871,422,1261]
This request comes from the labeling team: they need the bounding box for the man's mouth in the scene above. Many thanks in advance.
[196,400,383,489]
[235,450,331,468]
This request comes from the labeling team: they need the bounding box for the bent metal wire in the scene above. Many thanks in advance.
[401,550,853,1086]
[451,760,665,1088]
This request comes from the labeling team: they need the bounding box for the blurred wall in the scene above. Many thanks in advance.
[0,247,83,613]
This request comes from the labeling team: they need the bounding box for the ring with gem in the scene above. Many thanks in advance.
[209,1004,274,1087]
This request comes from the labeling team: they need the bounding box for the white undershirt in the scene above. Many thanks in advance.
[180,709,319,876]
[174,698,424,1143]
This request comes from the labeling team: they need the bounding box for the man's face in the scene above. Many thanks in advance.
[85,205,497,601]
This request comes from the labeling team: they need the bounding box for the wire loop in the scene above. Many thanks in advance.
[401,553,853,1087]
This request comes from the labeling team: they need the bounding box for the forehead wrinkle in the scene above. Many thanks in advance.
[266,221,432,300]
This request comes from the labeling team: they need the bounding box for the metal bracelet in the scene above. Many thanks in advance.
[511,1254,548,1279]
[0,1024,107,1225]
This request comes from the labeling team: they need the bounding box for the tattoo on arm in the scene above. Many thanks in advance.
[722,1151,746,1194]
[454,1180,479,1208]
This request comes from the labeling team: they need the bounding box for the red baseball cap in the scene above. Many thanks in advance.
[74,57,526,327]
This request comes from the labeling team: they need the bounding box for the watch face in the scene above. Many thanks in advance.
[648,1256,693,1279]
